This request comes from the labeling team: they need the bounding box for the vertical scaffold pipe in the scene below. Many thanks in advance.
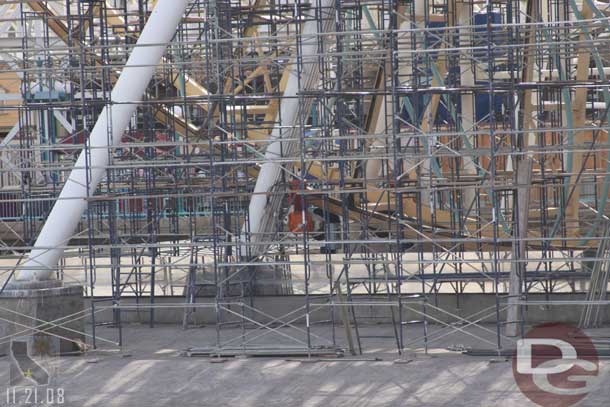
[18,0,190,281]
[242,0,334,255]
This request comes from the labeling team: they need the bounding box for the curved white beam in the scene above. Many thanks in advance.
[243,0,334,256]
[18,0,189,281]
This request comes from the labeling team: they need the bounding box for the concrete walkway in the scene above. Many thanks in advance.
[1,324,609,406]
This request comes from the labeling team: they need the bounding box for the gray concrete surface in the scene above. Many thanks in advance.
[87,293,601,325]
[0,284,85,357]
[1,323,609,406]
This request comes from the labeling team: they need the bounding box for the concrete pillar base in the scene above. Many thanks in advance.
[0,281,85,358]
[248,264,294,296]
[185,264,293,297]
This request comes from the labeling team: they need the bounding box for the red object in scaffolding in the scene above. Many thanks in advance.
[287,180,313,233]
[287,180,324,233]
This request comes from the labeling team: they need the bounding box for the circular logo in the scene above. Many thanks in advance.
[512,323,599,407]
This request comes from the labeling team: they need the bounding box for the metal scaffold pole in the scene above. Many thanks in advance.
[0,0,610,357]
[17,0,190,282]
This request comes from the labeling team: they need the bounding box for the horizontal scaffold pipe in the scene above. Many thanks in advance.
[17,0,190,282]
[241,0,334,256]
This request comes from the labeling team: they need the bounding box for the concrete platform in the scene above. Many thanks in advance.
[0,281,85,358]
[90,293,604,325]
[0,323,607,407]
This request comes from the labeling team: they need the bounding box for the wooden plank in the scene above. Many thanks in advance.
[566,1,594,229]
[0,64,20,131]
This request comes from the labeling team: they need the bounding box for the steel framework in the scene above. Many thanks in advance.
[1,0,610,354]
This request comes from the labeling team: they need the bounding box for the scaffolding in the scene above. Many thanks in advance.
[1,0,610,355]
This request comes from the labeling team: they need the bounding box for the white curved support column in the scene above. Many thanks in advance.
[18,0,189,281]
[243,0,333,256]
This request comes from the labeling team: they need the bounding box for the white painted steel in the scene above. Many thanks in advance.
[242,0,334,257]
[18,0,189,281]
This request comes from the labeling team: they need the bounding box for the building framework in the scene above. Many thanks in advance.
[1,0,610,354]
